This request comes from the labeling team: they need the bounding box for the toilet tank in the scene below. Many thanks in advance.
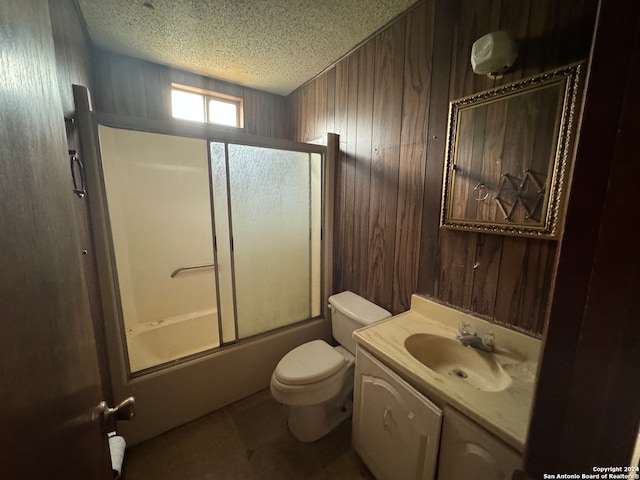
[328,291,391,354]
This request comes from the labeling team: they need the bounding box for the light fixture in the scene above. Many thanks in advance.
[471,31,518,78]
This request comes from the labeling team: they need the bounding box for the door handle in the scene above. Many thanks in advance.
[69,150,87,198]
[95,396,136,422]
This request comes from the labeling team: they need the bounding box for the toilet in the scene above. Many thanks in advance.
[270,291,391,442]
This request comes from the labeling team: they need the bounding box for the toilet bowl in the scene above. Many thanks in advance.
[270,291,391,442]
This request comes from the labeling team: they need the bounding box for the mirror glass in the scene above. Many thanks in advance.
[441,63,583,238]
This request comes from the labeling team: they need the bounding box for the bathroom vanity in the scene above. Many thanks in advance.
[352,295,540,480]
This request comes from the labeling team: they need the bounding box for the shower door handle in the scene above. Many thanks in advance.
[95,396,136,422]
[69,149,87,198]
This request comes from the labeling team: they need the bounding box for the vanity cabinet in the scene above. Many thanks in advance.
[353,348,443,480]
[354,347,523,480]
[437,406,522,480]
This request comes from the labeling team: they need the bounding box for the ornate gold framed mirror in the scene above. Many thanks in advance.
[440,62,584,238]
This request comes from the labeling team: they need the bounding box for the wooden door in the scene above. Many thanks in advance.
[0,0,112,478]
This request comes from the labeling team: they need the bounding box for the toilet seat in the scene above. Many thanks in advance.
[274,340,345,386]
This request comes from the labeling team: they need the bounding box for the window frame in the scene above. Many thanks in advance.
[171,83,244,128]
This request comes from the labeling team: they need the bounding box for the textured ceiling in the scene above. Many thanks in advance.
[77,0,420,96]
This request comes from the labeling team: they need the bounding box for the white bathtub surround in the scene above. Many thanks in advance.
[118,317,332,445]
[126,309,219,372]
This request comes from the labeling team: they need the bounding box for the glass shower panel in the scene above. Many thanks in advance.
[227,144,320,338]
[98,126,220,372]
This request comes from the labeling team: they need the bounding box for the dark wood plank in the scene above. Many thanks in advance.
[244,88,272,137]
[299,83,315,142]
[450,0,501,99]
[469,233,502,318]
[326,68,336,136]
[367,20,405,311]
[496,0,531,85]
[437,229,476,309]
[392,0,435,313]
[341,53,360,291]
[291,89,301,141]
[332,58,350,293]
[494,237,555,334]
[110,55,148,118]
[418,0,456,298]
[91,50,116,114]
[352,41,375,298]
[314,74,327,141]
[270,94,292,140]
[143,61,170,121]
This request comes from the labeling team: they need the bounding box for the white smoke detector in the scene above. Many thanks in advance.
[471,31,518,77]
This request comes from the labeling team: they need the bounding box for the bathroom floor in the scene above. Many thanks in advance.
[123,389,375,480]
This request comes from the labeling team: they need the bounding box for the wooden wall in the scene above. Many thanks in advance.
[289,0,597,336]
[91,49,292,139]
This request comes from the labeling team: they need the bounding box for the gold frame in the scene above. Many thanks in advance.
[440,63,584,238]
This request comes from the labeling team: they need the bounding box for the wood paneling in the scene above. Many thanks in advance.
[290,0,597,336]
[91,49,292,140]
[353,40,376,299]
[368,20,405,309]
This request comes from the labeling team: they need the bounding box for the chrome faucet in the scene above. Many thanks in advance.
[456,322,495,352]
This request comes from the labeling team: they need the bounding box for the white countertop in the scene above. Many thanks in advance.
[353,294,541,453]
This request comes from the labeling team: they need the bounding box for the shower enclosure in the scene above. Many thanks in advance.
[98,126,324,373]
[74,85,334,443]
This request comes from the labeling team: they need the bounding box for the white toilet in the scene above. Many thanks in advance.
[270,291,391,442]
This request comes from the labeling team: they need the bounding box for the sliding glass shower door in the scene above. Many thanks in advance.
[99,127,219,373]
[211,143,322,341]
[98,126,324,374]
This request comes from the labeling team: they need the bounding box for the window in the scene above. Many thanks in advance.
[171,83,243,128]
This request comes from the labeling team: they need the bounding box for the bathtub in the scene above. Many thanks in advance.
[126,308,220,372]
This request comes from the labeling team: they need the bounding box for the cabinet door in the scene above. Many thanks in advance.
[438,407,522,480]
[354,348,442,480]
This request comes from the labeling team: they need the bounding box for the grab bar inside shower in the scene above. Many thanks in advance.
[170,263,215,278]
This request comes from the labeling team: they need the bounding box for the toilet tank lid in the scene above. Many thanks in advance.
[328,291,391,326]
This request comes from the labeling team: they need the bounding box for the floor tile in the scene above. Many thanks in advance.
[123,389,373,480]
